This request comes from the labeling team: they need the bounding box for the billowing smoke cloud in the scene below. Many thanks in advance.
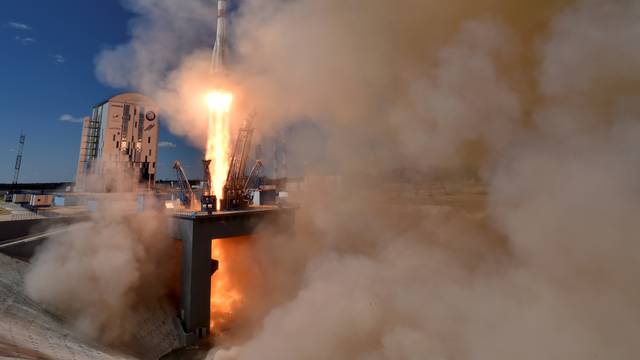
[536,0,640,138]
[24,169,175,346]
[96,0,214,90]
[91,0,640,358]
[212,0,640,358]
[96,0,217,148]
[95,0,565,170]
[231,1,532,171]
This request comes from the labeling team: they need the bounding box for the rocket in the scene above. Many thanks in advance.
[211,0,228,74]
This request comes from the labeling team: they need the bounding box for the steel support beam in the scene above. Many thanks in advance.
[172,206,295,345]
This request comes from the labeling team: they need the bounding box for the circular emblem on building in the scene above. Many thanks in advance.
[145,111,156,121]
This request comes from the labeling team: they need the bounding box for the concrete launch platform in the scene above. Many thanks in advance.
[171,206,295,345]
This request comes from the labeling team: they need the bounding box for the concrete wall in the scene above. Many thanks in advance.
[0,217,87,260]
[0,217,85,243]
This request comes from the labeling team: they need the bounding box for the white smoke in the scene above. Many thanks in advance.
[95,0,217,148]
[96,0,215,90]
[94,0,541,170]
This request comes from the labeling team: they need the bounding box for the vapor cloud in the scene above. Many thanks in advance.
[15,35,36,45]
[158,141,177,148]
[58,114,84,123]
[51,54,66,64]
[6,21,32,30]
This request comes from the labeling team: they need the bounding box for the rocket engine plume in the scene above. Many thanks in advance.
[205,90,233,203]
[206,0,240,334]
[206,0,232,203]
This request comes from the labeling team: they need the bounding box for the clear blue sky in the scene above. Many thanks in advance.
[0,0,200,183]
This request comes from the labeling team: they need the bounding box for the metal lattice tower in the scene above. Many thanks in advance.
[173,160,195,208]
[225,113,256,190]
[202,159,213,195]
[12,132,26,184]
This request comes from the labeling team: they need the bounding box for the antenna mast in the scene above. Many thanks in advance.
[12,132,26,184]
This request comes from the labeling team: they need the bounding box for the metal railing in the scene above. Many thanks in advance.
[9,213,43,221]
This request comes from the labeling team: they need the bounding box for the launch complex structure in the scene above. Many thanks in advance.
[0,0,294,348]
[170,0,295,345]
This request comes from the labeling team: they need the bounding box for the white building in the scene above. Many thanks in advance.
[75,92,159,191]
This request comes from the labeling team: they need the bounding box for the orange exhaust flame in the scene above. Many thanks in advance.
[205,89,242,333]
[210,239,244,332]
[205,90,233,207]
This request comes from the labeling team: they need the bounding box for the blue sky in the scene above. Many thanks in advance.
[0,0,200,183]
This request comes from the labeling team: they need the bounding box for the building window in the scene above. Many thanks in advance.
[138,113,144,139]
[148,149,152,156]
[144,156,148,163]
[152,162,155,169]
[148,136,151,144]
[113,134,116,142]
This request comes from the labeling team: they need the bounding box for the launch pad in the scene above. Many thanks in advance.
[164,0,285,346]
[171,206,295,345]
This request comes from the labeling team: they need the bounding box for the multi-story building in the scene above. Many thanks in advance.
[75,92,159,191]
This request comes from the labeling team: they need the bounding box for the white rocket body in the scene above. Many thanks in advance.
[211,0,227,73]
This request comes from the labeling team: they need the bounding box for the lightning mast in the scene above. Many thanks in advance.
[12,132,26,184]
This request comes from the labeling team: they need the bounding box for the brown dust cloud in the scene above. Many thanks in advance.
[24,0,640,359]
